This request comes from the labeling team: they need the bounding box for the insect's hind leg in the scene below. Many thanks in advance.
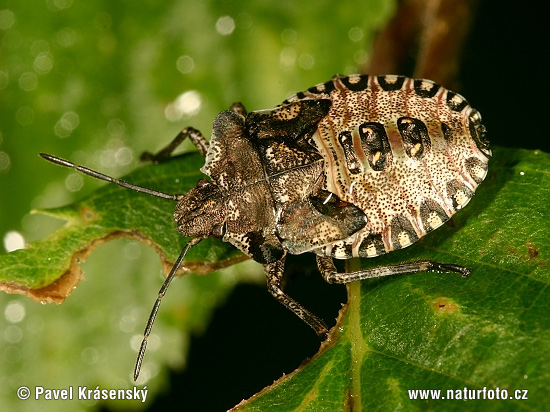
[140,127,209,163]
[264,255,329,338]
[317,256,470,284]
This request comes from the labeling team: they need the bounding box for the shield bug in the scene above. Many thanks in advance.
[41,74,490,380]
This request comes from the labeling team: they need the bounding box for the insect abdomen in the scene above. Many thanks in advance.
[286,74,491,259]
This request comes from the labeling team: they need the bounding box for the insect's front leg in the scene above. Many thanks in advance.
[229,102,247,118]
[264,254,329,338]
[141,127,209,163]
[317,256,470,284]
[141,102,248,164]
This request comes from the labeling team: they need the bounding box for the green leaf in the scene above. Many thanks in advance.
[0,151,264,410]
[231,146,550,411]
[1,147,548,410]
[1,1,545,411]
[3,145,547,411]
[0,153,246,302]
[0,154,265,411]
[0,1,400,410]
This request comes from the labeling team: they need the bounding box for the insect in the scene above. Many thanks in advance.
[41,74,490,380]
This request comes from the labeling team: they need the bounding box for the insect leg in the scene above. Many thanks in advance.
[229,102,247,118]
[317,256,470,284]
[265,255,329,338]
[141,127,209,163]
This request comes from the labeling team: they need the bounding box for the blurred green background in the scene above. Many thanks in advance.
[0,0,546,411]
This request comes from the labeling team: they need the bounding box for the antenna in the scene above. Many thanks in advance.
[39,153,178,200]
[40,152,197,380]
[133,237,202,381]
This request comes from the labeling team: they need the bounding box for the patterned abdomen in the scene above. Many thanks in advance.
[285,74,491,259]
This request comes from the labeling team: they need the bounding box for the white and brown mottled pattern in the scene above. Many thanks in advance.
[40,74,491,358]
[285,74,491,259]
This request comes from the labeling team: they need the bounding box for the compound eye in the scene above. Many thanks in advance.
[212,223,225,238]
[196,178,209,188]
